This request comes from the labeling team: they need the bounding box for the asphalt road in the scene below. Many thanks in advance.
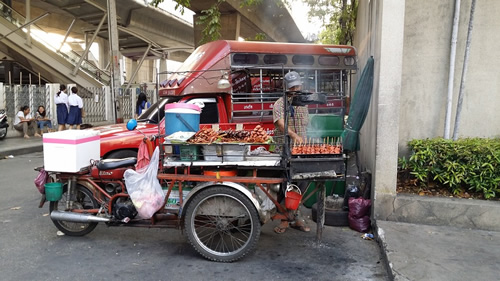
[0,152,388,281]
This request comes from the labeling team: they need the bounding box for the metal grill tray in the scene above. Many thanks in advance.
[289,157,345,180]
[291,153,343,158]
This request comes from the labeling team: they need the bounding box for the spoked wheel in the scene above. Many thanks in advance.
[49,184,99,236]
[184,186,261,262]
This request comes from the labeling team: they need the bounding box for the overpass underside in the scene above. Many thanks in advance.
[0,0,304,89]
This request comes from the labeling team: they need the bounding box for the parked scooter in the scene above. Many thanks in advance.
[0,109,8,140]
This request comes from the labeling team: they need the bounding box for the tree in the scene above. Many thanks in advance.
[305,0,357,45]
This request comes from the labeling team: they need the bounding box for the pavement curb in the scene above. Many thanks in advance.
[0,144,43,157]
[375,221,398,281]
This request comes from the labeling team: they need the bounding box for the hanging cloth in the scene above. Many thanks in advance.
[136,138,153,171]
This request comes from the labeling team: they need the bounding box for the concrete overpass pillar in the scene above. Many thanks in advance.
[96,37,109,70]
[193,12,241,47]
[158,56,168,84]
[130,59,138,84]
[107,0,123,123]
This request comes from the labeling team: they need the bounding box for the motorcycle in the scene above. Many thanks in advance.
[36,120,286,262]
[0,109,8,139]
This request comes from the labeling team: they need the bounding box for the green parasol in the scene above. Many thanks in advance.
[341,57,374,151]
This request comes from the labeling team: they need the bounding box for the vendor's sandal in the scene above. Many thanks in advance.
[273,221,289,234]
[290,219,311,232]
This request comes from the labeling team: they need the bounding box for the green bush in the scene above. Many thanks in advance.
[404,138,500,199]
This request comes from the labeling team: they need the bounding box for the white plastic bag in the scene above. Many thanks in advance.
[124,147,164,219]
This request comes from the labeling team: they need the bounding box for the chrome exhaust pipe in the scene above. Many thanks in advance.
[50,211,110,223]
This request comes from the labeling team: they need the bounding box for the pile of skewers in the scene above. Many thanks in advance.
[187,126,271,144]
[187,128,219,143]
[291,136,342,155]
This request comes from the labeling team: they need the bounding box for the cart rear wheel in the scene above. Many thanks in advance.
[184,186,260,262]
[49,184,99,236]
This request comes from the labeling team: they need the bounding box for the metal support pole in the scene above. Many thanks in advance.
[72,13,106,76]
[444,0,461,139]
[59,18,76,52]
[107,0,123,123]
[340,70,343,95]
[0,13,49,42]
[316,181,326,243]
[453,0,476,140]
[123,44,151,96]
[25,0,31,47]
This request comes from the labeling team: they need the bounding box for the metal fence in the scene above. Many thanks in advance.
[3,85,48,117]
[0,84,150,127]
[81,87,108,124]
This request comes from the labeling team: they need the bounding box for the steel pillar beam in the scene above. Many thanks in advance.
[25,0,31,47]
[72,13,106,76]
[0,13,49,42]
[107,0,122,123]
[123,44,151,95]
[58,18,76,52]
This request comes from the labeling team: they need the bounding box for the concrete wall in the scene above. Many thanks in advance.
[354,0,500,219]
[400,0,500,154]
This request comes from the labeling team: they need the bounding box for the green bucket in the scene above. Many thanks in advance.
[45,182,63,201]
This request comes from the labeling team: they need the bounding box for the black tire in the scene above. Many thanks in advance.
[0,127,7,140]
[311,203,349,227]
[105,149,137,159]
[184,186,261,262]
[49,184,99,236]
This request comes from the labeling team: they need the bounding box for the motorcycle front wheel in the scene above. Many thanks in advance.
[184,186,261,262]
[49,184,99,236]
[0,127,7,139]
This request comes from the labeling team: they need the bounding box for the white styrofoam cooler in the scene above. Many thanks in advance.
[43,130,100,172]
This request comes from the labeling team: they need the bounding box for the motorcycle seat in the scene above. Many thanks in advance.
[97,157,137,170]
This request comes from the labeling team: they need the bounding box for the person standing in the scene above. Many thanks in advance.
[55,84,69,131]
[135,92,150,118]
[272,71,310,234]
[13,105,40,138]
[34,105,53,135]
[66,86,83,130]
[273,71,309,145]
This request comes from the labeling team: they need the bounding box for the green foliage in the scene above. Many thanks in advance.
[306,0,357,45]
[240,0,264,7]
[196,0,223,45]
[246,32,267,41]
[150,0,191,14]
[404,138,500,199]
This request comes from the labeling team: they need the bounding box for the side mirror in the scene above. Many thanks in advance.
[126,119,137,131]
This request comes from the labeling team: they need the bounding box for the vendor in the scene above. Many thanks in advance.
[272,71,309,145]
[272,71,310,234]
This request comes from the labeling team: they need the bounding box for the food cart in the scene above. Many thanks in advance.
[156,91,345,261]
[39,90,346,263]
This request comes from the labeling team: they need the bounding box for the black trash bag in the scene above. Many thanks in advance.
[343,184,360,210]
[348,197,372,233]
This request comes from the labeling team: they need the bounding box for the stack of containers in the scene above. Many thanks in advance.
[164,103,201,160]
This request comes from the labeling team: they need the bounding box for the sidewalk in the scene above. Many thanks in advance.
[0,135,43,158]
[377,220,500,281]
